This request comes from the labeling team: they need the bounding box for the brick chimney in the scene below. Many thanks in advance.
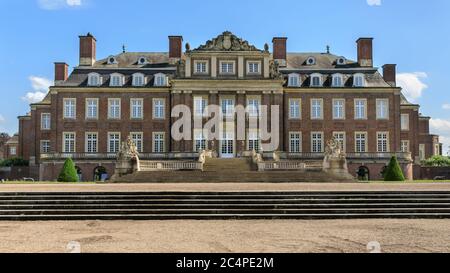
[356,38,373,67]
[79,33,96,66]
[54,62,69,84]
[383,64,397,87]
[272,37,287,67]
[169,36,183,59]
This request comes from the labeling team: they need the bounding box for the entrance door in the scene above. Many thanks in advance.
[221,132,234,158]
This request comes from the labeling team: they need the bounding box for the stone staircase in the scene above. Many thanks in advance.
[1,191,450,220]
[113,158,350,183]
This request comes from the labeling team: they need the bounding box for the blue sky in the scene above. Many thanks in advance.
[0,0,449,152]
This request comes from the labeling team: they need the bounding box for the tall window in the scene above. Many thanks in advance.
[289,99,301,119]
[333,132,346,152]
[354,99,367,119]
[132,73,145,87]
[110,74,124,87]
[194,97,208,117]
[63,132,75,153]
[85,133,98,153]
[311,132,324,153]
[355,132,367,153]
[247,62,260,74]
[332,99,345,120]
[288,74,300,87]
[153,132,165,153]
[131,99,143,119]
[220,61,234,74]
[289,132,301,153]
[310,74,322,87]
[332,74,344,87]
[221,99,235,117]
[401,140,410,153]
[86,99,98,119]
[108,133,121,153]
[401,114,410,131]
[376,99,389,119]
[247,98,260,117]
[63,98,76,119]
[248,130,260,152]
[153,99,165,119]
[154,73,167,87]
[108,98,121,119]
[377,132,389,152]
[419,144,426,161]
[195,61,208,74]
[9,147,16,156]
[88,73,101,86]
[311,99,323,119]
[41,140,50,153]
[131,133,143,153]
[41,113,51,130]
[194,130,207,152]
[353,73,365,87]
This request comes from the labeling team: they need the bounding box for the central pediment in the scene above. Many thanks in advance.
[192,31,264,52]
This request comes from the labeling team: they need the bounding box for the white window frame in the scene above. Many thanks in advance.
[108,132,121,154]
[289,98,301,119]
[333,132,346,152]
[401,140,410,153]
[9,146,16,156]
[153,132,165,153]
[63,98,76,119]
[62,132,76,153]
[194,96,208,117]
[153,98,165,119]
[311,132,324,153]
[194,60,208,74]
[132,73,146,87]
[310,99,323,120]
[154,73,167,87]
[130,98,143,119]
[377,132,389,153]
[110,73,124,87]
[355,132,368,153]
[40,140,50,153]
[376,99,389,120]
[354,99,367,120]
[221,97,235,118]
[108,98,121,120]
[41,113,51,130]
[130,132,143,153]
[289,132,302,153]
[85,98,99,120]
[85,132,98,153]
[194,129,207,152]
[332,99,345,120]
[401,114,410,131]
[419,144,426,161]
[219,60,236,75]
[353,73,366,87]
[247,96,261,118]
[87,73,102,86]
[288,73,300,87]
[310,73,322,87]
[247,129,261,152]
[247,61,261,75]
[332,73,344,87]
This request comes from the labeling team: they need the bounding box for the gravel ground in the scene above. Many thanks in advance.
[0,219,449,253]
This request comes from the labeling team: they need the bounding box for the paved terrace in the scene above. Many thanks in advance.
[1,183,450,192]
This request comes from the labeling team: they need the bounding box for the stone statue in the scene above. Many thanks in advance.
[176,59,186,78]
[269,61,283,79]
[264,43,269,52]
[323,138,354,180]
[111,137,141,181]
[193,31,262,52]
[185,43,191,52]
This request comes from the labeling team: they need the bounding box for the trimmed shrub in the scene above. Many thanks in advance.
[0,157,29,167]
[384,156,405,182]
[57,158,79,182]
[423,155,450,167]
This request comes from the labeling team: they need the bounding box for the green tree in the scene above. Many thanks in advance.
[384,156,405,182]
[423,155,450,167]
[0,157,29,167]
[57,158,79,182]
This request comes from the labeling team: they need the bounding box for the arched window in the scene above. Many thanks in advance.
[87,73,101,86]
[332,73,344,87]
[310,73,322,87]
[110,73,124,87]
[154,73,167,87]
[353,73,366,87]
[288,73,300,87]
[132,73,146,87]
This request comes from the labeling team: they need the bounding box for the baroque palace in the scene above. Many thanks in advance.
[16,31,441,181]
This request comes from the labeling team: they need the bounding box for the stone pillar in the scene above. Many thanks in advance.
[262,91,272,152]
[209,91,219,156]
[236,91,246,156]
[171,91,182,152]
[273,91,284,151]
[183,91,193,153]
[403,162,414,181]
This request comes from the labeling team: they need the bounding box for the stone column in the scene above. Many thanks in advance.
[171,91,182,152]
[261,91,272,152]
[183,90,193,153]
[209,91,219,156]
[236,91,246,156]
[273,90,284,152]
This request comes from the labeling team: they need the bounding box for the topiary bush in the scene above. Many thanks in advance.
[57,158,79,182]
[384,156,405,182]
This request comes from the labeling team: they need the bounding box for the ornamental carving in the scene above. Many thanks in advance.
[193,31,262,52]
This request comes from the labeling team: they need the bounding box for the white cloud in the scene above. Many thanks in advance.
[443,104,450,110]
[21,76,52,104]
[397,72,428,102]
[367,0,381,6]
[0,115,5,123]
[430,119,450,155]
[38,0,82,10]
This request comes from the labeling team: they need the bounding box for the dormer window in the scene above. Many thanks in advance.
[336,57,346,66]
[310,73,322,87]
[154,73,167,87]
[353,73,365,87]
[110,73,124,87]
[288,73,300,87]
[132,73,146,87]
[138,57,147,65]
[107,56,118,65]
[87,73,101,86]
[306,56,316,65]
[332,74,344,87]
[247,61,261,75]
[220,61,235,75]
